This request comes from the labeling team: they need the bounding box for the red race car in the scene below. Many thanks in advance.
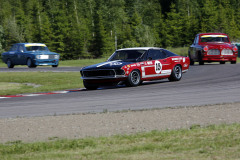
[80,47,190,90]
[188,33,238,65]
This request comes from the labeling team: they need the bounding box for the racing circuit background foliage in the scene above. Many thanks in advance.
[0,0,240,60]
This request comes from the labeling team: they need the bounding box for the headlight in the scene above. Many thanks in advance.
[36,55,49,59]
[54,55,60,59]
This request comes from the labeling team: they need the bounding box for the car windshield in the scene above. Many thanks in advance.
[200,35,229,43]
[108,50,146,62]
[25,46,49,51]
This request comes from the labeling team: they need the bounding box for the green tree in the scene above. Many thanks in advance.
[200,0,218,32]
[164,3,182,47]
[0,25,4,53]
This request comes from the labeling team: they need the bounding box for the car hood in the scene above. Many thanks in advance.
[82,60,134,70]
[204,42,234,49]
[25,51,59,55]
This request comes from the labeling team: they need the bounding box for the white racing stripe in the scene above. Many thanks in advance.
[142,69,172,78]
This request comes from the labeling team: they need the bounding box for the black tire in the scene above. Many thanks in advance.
[168,65,182,81]
[220,61,225,64]
[126,70,141,87]
[188,52,194,65]
[198,52,204,65]
[83,80,98,90]
[52,65,58,67]
[7,59,14,68]
[27,58,36,68]
[231,61,236,64]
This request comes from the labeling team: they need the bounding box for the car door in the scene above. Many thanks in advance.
[141,49,171,79]
[15,44,27,65]
[8,44,18,64]
[189,35,199,60]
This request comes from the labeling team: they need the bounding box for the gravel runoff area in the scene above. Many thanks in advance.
[1,102,240,143]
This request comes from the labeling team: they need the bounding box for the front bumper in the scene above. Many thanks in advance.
[202,55,237,62]
[34,59,59,66]
[81,75,127,80]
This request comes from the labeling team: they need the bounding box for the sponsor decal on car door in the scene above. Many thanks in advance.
[141,49,172,78]
[141,59,171,78]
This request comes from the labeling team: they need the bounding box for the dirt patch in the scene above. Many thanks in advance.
[0,102,240,143]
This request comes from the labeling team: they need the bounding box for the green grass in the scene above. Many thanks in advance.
[59,58,107,67]
[0,72,83,95]
[166,46,189,56]
[0,58,107,68]
[0,123,240,160]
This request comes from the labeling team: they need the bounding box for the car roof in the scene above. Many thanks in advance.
[198,33,228,36]
[117,47,162,51]
[14,43,46,45]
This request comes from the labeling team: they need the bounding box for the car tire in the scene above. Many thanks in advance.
[126,70,141,87]
[168,65,182,81]
[83,80,98,90]
[220,61,225,64]
[198,52,204,65]
[231,61,236,64]
[27,58,36,68]
[7,59,14,68]
[52,65,58,67]
[188,52,194,65]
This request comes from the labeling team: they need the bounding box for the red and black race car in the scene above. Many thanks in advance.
[188,33,238,65]
[80,47,190,90]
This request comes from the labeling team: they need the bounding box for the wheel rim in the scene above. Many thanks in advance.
[131,71,140,85]
[7,60,11,67]
[174,66,182,79]
[27,59,31,66]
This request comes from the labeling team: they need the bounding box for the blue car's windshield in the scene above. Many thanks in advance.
[108,50,146,62]
[25,46,49,51]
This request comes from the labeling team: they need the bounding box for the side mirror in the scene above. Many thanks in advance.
[147,57,152,61]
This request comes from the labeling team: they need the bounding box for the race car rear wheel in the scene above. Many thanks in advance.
[83,80,99,90]
[220,61,225,64]
[7,59,14,68]
[168,65,182,81]
[231,61,236,64]
[126,70,141,87]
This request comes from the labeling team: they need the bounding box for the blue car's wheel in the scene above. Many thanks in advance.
[27,58,36,68]
[7,59,14,68]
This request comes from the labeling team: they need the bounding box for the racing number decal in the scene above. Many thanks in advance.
[155,60,162,74]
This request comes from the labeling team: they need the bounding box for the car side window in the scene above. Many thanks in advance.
[193,35,199,44]
[147,49,167,60]
[9,44,18,51]
[18,45,24,52]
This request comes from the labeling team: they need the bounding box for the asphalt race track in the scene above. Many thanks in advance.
[0,64,240,118]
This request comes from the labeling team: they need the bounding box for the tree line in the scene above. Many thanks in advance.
[0,0,240,59]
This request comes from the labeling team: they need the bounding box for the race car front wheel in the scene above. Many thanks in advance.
[126,70,141,87]
[27,58,37,68]
[168,65,182,81]
[83,80,99,90]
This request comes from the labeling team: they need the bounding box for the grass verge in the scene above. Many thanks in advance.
[0,123,240,160]
[0,72,83,95]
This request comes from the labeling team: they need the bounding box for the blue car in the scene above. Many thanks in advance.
[1,43,60,68]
